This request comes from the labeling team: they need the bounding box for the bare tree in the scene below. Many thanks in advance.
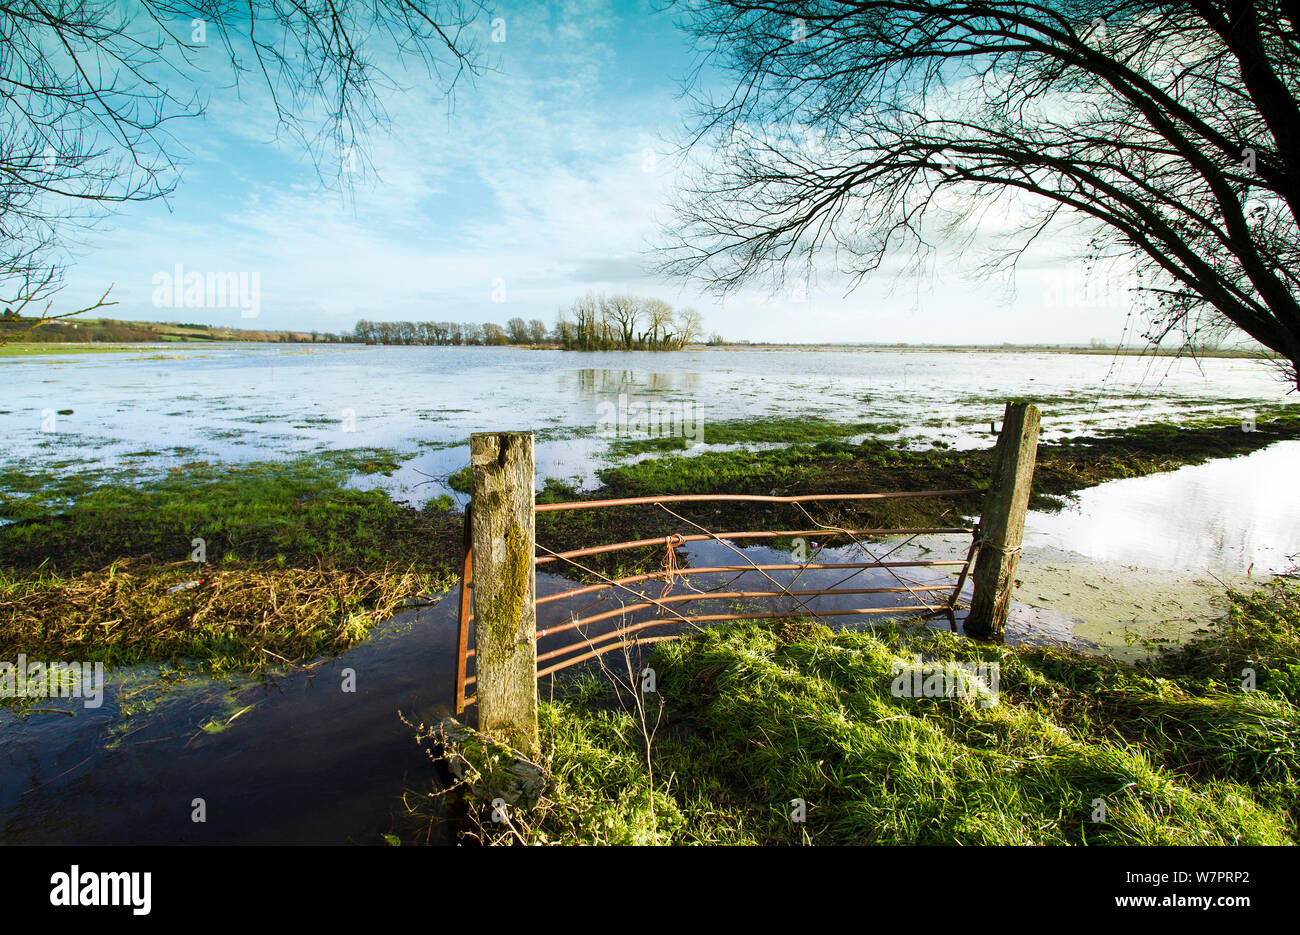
[673,306,703,347]
[642,297,674,345]
[605,294,643,349]
[1,1,481,333]
[662,1,1300,386]
[505,316,529,344]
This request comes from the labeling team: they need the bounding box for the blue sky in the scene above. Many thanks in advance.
[56,0,1138,344]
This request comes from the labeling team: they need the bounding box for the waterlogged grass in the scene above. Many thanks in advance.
[598,405,1300,506]
[0,561,442,674]
[0,449,447,572]
[607,416,901,455]
[6,405,1299,691]
[433,580,1300,845]
[0,343,155,357]
[0,450,460,678]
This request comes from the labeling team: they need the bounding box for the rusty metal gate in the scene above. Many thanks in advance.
[454,487,984,713]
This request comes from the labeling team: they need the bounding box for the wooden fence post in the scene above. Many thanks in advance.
[468,431,538,757]
[966,401,1041,638]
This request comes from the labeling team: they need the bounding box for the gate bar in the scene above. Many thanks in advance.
[535,488,982,512]
[535,527,973,565]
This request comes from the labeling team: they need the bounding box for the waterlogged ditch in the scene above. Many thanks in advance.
[3,346,1299,843]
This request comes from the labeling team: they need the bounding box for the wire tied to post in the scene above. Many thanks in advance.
[975,538,1022,557]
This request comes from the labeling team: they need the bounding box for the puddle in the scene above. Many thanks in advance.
[1,603,458,845]
[1024,440,1300,574]
[1015,441,1300,660]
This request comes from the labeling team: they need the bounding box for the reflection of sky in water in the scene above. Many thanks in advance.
[1,343,1291,505]
[1024,441,1300,575]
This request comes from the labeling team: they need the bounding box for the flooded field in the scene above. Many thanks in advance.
[2,344,1298,843]
[1,343,1290,504]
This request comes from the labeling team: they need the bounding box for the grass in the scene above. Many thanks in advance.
[606,415,901,455]
[0,315,330,346]
[0,449,460,680]
[0,449,443,571]
[0,560,433,673]
[599,404,1300,502]
[0,343,158,357]
[423,578,1300,845]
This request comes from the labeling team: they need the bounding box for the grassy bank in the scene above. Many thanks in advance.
[0,316,337,345]
[0,451,459,677]
[423,578,1299,845]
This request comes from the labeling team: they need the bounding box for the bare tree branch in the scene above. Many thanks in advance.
[660,1,1300,387]
[1,1,484,322]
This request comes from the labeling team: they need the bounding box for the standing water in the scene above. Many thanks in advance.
[1,345,1296,842]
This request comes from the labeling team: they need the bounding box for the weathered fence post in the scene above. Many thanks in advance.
[468,431,538,757]
[966,401,1041,638]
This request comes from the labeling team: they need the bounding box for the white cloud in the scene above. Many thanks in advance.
[53,1,1139,345]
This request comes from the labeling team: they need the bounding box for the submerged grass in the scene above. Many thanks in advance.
[0,449,460,681]
[607,415,901,455]
[427,579,1300,845]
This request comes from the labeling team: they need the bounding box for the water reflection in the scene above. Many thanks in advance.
[1024,441,1300,574]
[573,367,702,396]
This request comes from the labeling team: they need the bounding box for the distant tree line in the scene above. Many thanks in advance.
[554,293,704,350]
[354,295,719,350]
[352,318,549,345]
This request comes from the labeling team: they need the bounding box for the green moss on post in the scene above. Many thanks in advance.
[469,432,539,757]
[967,402,1041,638]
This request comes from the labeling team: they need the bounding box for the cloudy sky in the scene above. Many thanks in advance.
[56,0,1138,344]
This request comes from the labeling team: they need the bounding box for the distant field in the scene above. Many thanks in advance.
[0,342,161,357]
[0,312,1276,359]
[0,315,327,347]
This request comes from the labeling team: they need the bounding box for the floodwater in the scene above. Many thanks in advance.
[1,343,1291,504]
[1,344,1297,843]
[1024,439,1300,574]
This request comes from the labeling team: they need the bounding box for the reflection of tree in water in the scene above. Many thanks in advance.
[575,369,701,397]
